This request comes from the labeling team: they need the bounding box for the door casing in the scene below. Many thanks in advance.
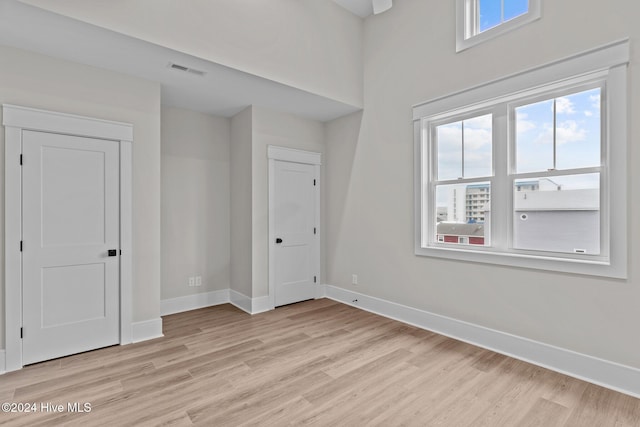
[267,145,321,310]
[2,104,133,372]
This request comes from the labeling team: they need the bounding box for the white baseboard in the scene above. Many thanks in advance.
[131,318,164,343]
[229,290,274,314]
[0,350,5,375]
[316,284,328,299]
[158,288,274,317]
[161,289,230,316]
[252,296,272,314]
[325,285,640,399]
[230,290,252,314]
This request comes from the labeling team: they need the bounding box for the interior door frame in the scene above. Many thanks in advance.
[3,104,133,372]
[267,145,321,310]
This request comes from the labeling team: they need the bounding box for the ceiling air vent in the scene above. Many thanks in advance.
[168,62,206,76]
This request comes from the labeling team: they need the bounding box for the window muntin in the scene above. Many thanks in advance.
[431,113,493,248]
[478,0,529,33]
[515,99,554,173]
[514,87,602,173]
[556,88,601,170]
[414,40,628,278]
[422,76,607,261]
[457,0,541,52]
[436,114,493,180]
[509,86,603,257]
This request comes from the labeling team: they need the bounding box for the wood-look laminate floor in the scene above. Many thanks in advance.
[1,299,639,426]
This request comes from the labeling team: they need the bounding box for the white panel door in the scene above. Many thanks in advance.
[22,130,120,365]
[273,160,318,307]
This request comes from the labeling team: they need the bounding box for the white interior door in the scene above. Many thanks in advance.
[273,160,318,307]
[22,130,120,365]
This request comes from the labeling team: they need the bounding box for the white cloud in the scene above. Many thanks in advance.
[555,97,575,114]
[590,93,601,110]
[556,120,586,145]
[437,119,492,152]
[531,120,586,146]
[437,126,461,154]
[516,112,536,133]
[465,114,492,131]
[533,124,554,145]
[463,128,492,150]
[436,117,492,178]
[584,111,593,117]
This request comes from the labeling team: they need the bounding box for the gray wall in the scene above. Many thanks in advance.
[0,44,162,349]
[161,107,231,300]
[251,106,326,298]
[325,0,640,368]
[230,107,253,298]
[20,0,364,108]
[230,106,326,299]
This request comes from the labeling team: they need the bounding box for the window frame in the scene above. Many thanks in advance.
[456,0,542,52]
[508,81,606,258]
[413,40,629,278]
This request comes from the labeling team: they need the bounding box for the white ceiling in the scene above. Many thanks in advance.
[332,0,375,18]
[0,0,360,121]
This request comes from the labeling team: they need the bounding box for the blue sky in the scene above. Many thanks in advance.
[436,87,601,181]
[516,88,601,174]
[435,87,601,207]
[434,1,601,213]
[479,0,529,32]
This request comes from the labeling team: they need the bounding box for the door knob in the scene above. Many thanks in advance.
[275,238,283,244]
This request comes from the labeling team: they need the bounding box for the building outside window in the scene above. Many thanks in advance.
[414,41,629,278]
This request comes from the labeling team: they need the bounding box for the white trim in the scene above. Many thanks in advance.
[325,285,640,399]
[229,290,273,315]
[230,290,253,314]
[119,140,133,345]
[456,0,541,52]
[4,125,22,372]
[131,318,164,343]
[2,104,134,371]
[0,350,5,375]
[413,41,629,279]
[267,145,322,165]
[160,290,230,316]
[316,283,328,299]
[268,145,321,310]
[159,288,279,317]
[251,296,273,314]
[268,156,276,310]
[2,104,133,141]
[415,39,630,120]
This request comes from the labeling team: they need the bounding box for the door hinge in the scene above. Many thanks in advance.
[19,154,23,165]
[120,250,122,255]
[314,276,317,283]
[20,241,23,252]
[20,327,23,339]
[313,179,316,186]
[313,227,316,235]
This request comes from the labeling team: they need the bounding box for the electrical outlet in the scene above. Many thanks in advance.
[188,277,195,287]
[195,276,202,286]
[352,274,358,285]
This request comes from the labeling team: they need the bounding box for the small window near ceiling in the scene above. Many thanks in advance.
[456,0,541,52]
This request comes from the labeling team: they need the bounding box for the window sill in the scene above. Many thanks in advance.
[415,245,625,279]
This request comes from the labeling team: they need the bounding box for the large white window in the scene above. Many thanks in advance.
[456,0,541,52]
[414,41,629,278]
